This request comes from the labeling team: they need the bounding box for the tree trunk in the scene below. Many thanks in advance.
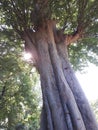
[56,43,98,130]
[24,21,98,130]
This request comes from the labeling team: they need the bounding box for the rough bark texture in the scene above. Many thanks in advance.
[23,21,98,130]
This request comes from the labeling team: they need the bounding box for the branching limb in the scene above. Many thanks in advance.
[53,24,83,45]
[65,29,83,45]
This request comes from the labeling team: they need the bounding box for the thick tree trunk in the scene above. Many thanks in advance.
[24,21,98,130]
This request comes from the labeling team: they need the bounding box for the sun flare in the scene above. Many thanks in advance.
[23,52,32,61]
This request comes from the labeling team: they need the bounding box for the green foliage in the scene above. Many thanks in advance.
[91,100,98,122]
[0,30,41,129]
[0,0,34,31]
[0,0,98,70]
[69,37,98,71]
[0,0,98,31]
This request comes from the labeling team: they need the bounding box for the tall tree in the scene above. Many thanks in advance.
[0,0,98,130]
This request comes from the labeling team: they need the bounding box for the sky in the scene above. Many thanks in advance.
[76,63,98,101]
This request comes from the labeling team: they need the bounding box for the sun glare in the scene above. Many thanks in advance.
[23,52,32,61]
[76,63,98,101]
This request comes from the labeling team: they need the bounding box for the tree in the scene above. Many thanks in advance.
[0,0,98,130]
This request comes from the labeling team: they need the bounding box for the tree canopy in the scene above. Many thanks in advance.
[0,0,98,31]
[0,0,98,70]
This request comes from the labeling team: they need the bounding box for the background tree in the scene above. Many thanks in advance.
[0,30,41,130]
[0,0,98,130]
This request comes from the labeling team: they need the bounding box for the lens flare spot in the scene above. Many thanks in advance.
[23,52,32,60]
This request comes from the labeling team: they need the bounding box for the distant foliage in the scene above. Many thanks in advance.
[91,100,98,122]
[0,32,41,129]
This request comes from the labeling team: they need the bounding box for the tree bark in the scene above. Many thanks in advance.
[56,43,98,130]
[23,21,98,130]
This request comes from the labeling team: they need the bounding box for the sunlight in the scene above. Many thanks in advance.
[76,63,98,101]
[23,52,32,61]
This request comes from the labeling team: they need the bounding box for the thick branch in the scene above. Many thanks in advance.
[52,21,83,45]
[65,30,83,45]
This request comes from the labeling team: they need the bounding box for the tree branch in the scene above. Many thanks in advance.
[65,29,83,45]
[53,26,83,45]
